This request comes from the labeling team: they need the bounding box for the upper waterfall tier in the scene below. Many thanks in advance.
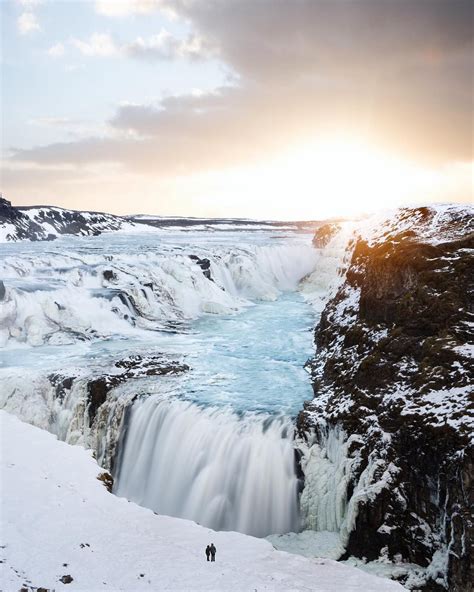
[0,230,323,348]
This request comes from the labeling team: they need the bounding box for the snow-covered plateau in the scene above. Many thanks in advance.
[0,200,472,592]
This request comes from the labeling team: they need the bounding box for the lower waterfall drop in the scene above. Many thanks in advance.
[114,396,300,537]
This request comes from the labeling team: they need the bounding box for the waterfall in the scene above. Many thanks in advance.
[114,396,300,537]
[0,228,355,545]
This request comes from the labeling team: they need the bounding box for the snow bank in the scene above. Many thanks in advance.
[0,411,405,591]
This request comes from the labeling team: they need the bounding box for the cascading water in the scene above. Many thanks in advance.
[0,225,352,545]
[115,398,299,537]
[110,278,319,537]
[0,233,318,347]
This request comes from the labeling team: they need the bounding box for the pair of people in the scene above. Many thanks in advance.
[205,543,216,562]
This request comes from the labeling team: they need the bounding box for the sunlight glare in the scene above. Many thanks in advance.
[166,136,468,220]
[265,136,433,218]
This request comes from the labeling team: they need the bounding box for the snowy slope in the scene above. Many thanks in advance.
[0,197,141,242]
[0,411,405,592]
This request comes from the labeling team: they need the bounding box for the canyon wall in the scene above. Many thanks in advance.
[299,206,473,591]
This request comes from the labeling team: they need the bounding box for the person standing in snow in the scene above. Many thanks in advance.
[210,543,216,562]
[205,545,211,561]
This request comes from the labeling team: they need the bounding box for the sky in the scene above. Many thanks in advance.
[1,0,473,220]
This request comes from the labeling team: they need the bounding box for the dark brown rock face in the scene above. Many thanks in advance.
[86,354,190,426]
[97,471,114,493]
[299,206,473,591]
[189,255,213,280]
[312,222,341,248]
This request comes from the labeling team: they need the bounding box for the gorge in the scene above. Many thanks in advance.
[0,203,472,592]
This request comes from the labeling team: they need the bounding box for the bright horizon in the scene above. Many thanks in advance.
[1,0,473,220]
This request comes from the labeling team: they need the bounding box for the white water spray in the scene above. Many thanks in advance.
[115,396,300,537]
[0,240,318,347]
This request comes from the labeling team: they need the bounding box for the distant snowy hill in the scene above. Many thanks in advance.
[131,213,322,232]
[0,197,140,242]
[0,197,327,242]
[0,411,405,592]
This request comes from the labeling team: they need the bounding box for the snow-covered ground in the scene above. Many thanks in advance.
[0,411,406,592]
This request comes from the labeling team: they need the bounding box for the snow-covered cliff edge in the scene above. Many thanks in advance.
[298,205,473,591]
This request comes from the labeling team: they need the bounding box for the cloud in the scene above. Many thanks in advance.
[125,30,213,60]
[94,0,170,18]
[27,116,111,140]
[17,11,40,34]
[47,42,65,58]
[168,0,473,85]
[70,29,212,61]
[9,0,474,188]
[71,33,119,57]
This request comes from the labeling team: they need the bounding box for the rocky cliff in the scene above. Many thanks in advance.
[298,205,473,591]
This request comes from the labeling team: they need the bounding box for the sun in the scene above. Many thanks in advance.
[270,136,431,218]
[179,134,465,221]
[203,135,437,220]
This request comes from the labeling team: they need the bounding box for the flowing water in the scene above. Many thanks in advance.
[114,289,316,536]
[0,227,344,538]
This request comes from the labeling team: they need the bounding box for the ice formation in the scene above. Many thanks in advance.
[0,238,318,347]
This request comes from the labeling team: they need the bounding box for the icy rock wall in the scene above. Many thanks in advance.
[300,220,356,313]
[298,205,474,591]
[298,427,355,533]
[0,369,132,471]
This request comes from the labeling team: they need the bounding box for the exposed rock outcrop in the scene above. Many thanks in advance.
[46,354,190,427]
[312,222,341,248]
[97,471,114,493]
[0,196,137,242]
[299,205,473,591]
[189,255,213,280]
